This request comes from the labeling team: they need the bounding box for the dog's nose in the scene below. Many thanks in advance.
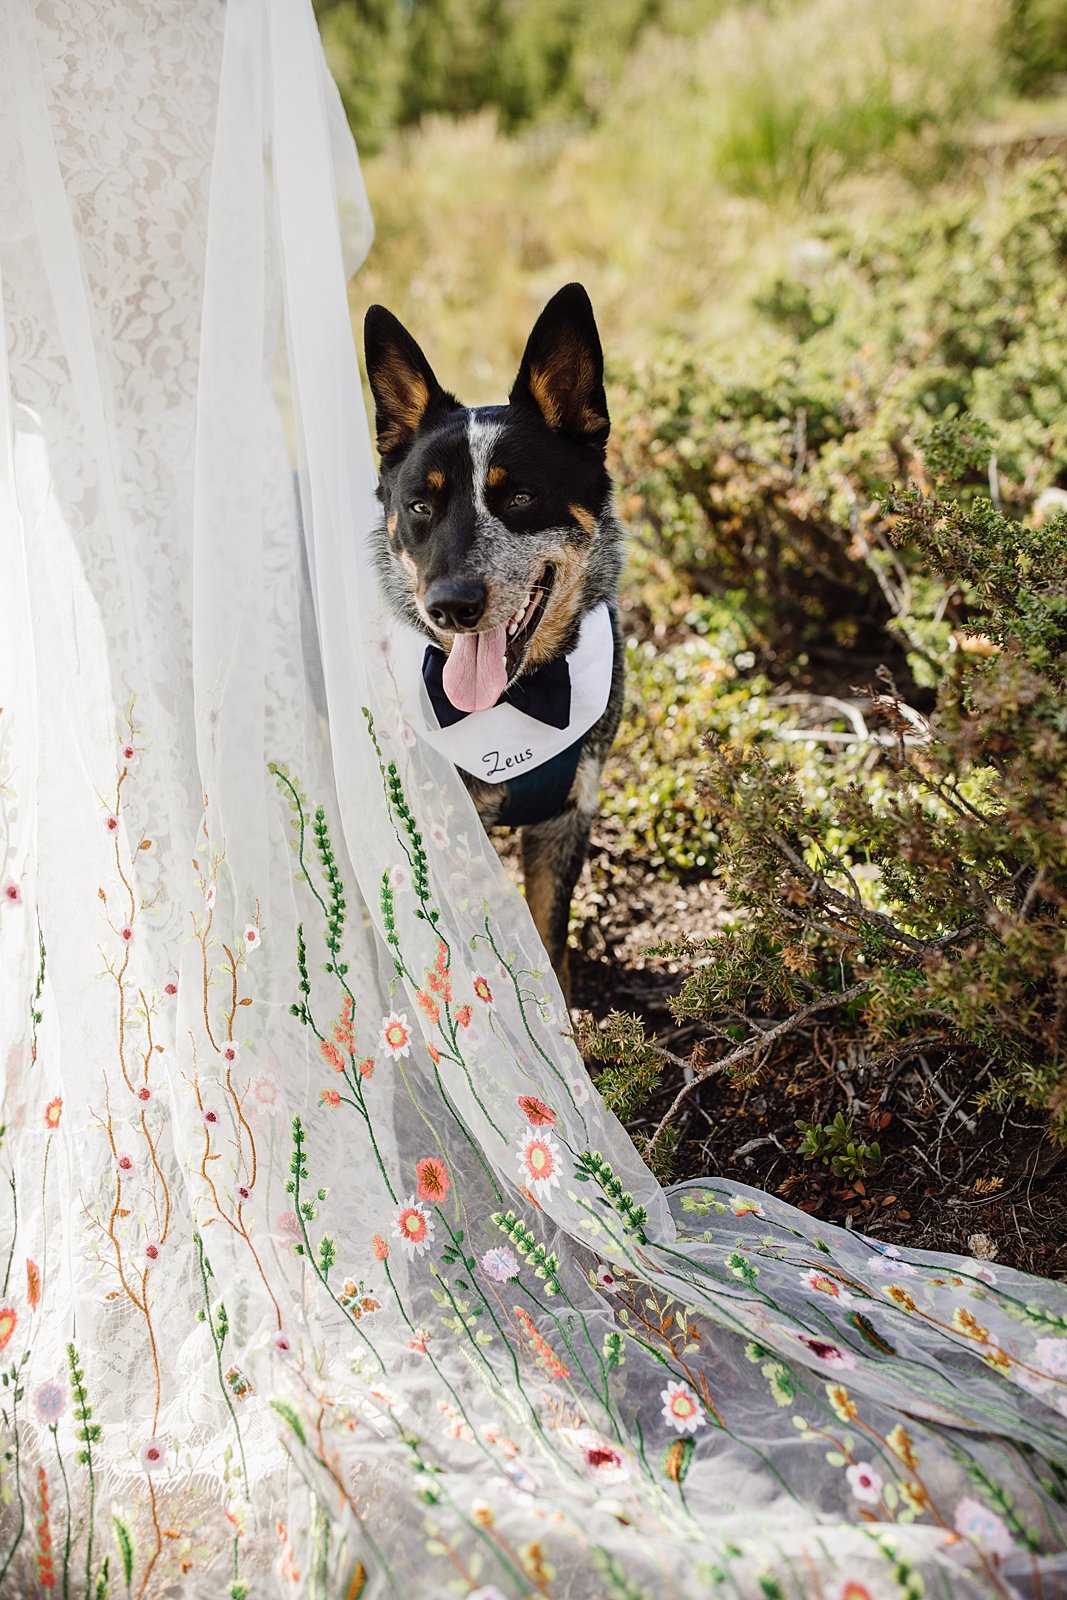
[424,579,487,632]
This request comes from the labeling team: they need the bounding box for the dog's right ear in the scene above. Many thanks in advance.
[363,306,457,459]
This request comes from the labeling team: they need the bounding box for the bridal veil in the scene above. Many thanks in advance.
[2,3,1065,1596]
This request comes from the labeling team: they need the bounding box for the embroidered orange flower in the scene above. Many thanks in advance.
[472,976,493,1006]
[455,1005,472,1029]
[320,1039,345,1073]
[415,989,440,1026]
[319,1088,341,1108]
[415,1157,450,1204]
[518,1095,556,1126]
[44,1097,62,1130]
[371,1233,389,1261]
[26,1260,41,1311]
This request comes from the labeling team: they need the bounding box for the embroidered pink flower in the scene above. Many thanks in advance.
[801,1269,854,1306]
[236,1185,251,1203]
[273,1333,291,1356]
[796,1334,857,1370]
[372,1233,389,1261]
[660,1381,704,1434]
[455,1004,472,1029]
[104,814,119,833]
[204,884,217,910]
[518,1095,556,1126]
[1034,1337,1067,1377]
[3,881,21,905]
[242,924,261,952]
[473,977,493,1006]
[845,1462,883,1504]
[221,1041,240,1066]
[275,1211,300,1239]
[44,1097,63,1130]
[415,1157,451,1203]
[841,1586,874,1600]
[164,981,178,996]
[516,1129,562,1194]
[393,1198,435,1258]
[953,1495,1014,1556]
[388,863,411,894]
[428,822,449,849]
[121,742,136,764]
[320,1088,341,1108]
[595,1265,620,1292]
[144,1241,160,1264]
[569,1074,590,1105]
[379,1013,412,1058]
[136,1085,152,1103]
[571,1429,631,1483]
[0,1307,17,1352]
[140,1438,165,1472]
[481,1248,519,1282]
[253,1075,277,1105]
[408,1328,430,1353]
[203,1108,220,1128]
[120,925,134,944]
[116,1152,134,1174]
[33,1382,66,1425]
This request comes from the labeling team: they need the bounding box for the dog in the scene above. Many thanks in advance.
[362,284,625,1000]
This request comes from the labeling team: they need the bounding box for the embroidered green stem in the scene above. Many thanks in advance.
[194,1232,250,1500]
[66,1342,101,1600]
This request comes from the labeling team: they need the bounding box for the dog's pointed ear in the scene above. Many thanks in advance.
[364,306,457,458]
[509,283,609,449]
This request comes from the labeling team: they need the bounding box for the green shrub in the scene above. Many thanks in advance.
[611,163,1067,680]
[587,444,1067,1157]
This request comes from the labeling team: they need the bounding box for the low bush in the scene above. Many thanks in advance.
[586,443,1067,1161]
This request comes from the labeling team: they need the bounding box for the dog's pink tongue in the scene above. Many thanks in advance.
[442,626,508,713]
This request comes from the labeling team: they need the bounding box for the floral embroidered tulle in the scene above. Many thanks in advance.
[1,3,1065,1598]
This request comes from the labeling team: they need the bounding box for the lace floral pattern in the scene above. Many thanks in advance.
[1,3,1066,1597]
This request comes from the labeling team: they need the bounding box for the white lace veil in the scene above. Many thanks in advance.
[2,4,1066,1597]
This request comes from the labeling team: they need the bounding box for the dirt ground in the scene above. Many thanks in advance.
[555,818,1067,1283]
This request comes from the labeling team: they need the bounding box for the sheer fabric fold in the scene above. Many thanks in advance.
[2,4,1065,1597]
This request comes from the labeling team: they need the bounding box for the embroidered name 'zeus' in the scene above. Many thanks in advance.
[363,284,625,1001]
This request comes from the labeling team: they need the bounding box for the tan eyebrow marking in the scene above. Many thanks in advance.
[426,468,445,491]
[487,465,507,487]
[569,503,597,537]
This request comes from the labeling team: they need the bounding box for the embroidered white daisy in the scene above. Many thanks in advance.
[393,1197,435,1258]
[660,1381,705,1434]
[379,1012,412,1058]
[516,1128,562,1195]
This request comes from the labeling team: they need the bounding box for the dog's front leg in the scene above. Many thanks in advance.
[520,802,595,1009]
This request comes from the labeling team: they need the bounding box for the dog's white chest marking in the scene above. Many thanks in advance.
[391,603,615,783]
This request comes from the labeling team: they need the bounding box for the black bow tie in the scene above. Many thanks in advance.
[422,644,572,730]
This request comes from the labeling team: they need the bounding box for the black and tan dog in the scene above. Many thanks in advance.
[363,284,624,998]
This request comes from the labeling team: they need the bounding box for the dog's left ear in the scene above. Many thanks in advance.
[509,283,609,449]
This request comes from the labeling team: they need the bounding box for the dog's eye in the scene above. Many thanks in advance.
[508,492,533,509]
[408,500,432,517]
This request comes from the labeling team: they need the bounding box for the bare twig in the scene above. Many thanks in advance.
[647,980,870,1155]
